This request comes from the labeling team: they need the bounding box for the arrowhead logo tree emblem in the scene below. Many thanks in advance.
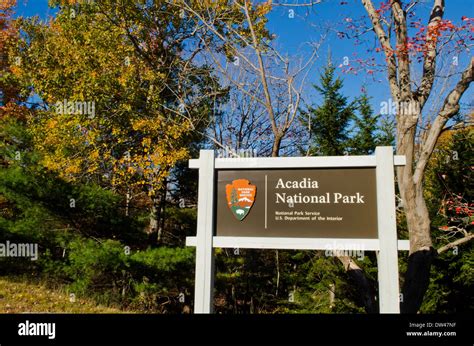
[225,179,257,221]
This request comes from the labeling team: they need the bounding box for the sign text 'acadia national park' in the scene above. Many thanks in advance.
[216,168,378,239]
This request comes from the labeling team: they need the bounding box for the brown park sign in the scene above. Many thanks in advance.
[216,168,378,238]
[189,148,406,313]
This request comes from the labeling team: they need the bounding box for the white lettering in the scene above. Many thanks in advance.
[18,320,55,340]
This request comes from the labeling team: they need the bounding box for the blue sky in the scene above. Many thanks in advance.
[14,0,473,115]
[264,0,473,111]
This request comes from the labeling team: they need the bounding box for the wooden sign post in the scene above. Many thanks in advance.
[186,147,408,313]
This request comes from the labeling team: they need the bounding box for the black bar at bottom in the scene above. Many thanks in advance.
[0,313,471,345]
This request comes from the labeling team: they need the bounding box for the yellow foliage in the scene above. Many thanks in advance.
[18,2,203,199]
[256,1,273,16]
[46,119,58,129]
[90,150,99,160]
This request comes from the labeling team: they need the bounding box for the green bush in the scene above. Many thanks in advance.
[62,238,194,312]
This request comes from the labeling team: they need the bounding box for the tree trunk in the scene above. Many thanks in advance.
[149,197,159,238]
[329,283,335,309]
[338,256,377,313]
[271,134,282,157]
[157,181,168,243]
[125,189,131,216]
[397,116,434,313]
[275,250,280,297]
[399,179,436,313]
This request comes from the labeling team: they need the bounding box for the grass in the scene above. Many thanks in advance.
[0,277,125,313]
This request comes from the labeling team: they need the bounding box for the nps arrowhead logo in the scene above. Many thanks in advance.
[225,179,256,221]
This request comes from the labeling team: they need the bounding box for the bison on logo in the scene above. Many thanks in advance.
[225,179,257,221]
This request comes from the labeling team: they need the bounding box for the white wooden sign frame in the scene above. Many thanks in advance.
[186,147,407,313]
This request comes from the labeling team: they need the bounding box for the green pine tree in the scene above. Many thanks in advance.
[301,61,355,156]
[377,114,396,147]
[349,92,378,154]
[349,91,393,154]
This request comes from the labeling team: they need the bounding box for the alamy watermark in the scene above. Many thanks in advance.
[324,241,365,260]
[0,240,39,261]
[18,320,55,340]
[215,146,258,162]
[55,99,95,119]
[380,98,420,117]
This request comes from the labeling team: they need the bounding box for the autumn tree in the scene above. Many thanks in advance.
[0,0,26,116]
[358,0,473,312]
[16,0,225,241]
[0,0,15,106]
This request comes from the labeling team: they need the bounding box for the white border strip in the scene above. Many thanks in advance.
[189,155,406,169]
[186,236,410,251]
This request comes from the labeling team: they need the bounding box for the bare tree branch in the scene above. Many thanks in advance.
[415,0,445,108]
[391,0,411,99]
[437,233,474,254]
[361,0,399,99]
[272,1,322,7]
[241,1,280,146]
[413,57,473,186]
